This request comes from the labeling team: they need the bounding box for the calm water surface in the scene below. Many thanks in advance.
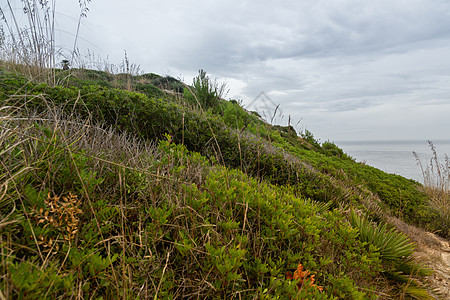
[335,140,450,183]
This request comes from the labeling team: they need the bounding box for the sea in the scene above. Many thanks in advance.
[335,139,450,183]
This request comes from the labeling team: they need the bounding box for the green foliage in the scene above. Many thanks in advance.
[268,127,430,225]
[151,75,185,93]
[175,167,382,298]
[349,210,433,298]
[134,82,165,98]
[350,210,415,263]
[0,69,434,227]
[61,68,115,88]
[222,99,255,129]
[185,69,224,109]
[321,140,352,160]
[0,118,382,298]
[301,129,321,149]
[8,260,77,299]
[0,66,441,298]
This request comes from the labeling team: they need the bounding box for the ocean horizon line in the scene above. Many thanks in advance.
[335,138,450,145]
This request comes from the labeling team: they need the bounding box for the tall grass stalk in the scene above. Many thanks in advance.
[414,141,450,236]
[0,0,90,84]
[0,96,203,297]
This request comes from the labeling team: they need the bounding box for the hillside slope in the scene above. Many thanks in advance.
[0,68,446,299]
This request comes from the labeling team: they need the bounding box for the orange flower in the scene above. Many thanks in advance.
[287,263,323,292]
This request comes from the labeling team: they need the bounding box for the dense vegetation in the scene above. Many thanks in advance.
[0,66,444,299]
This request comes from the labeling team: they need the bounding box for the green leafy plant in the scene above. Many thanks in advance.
[0,62,443,298]
[184,69,227,109]
[301,128,321,149]
[349,210,433,299]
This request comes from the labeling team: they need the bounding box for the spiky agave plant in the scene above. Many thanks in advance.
[349,210,433,299]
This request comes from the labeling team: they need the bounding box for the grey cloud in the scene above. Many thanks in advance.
[10,0,449,141]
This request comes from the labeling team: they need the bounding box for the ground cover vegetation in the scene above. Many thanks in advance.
[1,0,448,298]
[2,65,444,299]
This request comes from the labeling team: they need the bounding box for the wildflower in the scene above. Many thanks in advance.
[286,263,323,292]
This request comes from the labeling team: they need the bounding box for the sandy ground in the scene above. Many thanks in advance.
[413,232,450,299]
[387,215,450,299]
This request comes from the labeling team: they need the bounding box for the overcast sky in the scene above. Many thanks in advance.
[3,0,450,142]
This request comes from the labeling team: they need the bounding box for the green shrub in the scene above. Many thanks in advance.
[321,140,351,160]
[349,210,432,299]
[0,69,431,230]
[301,129,321,149]
[1,67,440,297]
[184,69,226,109]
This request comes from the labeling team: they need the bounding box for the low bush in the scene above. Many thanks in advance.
[0,67,439,297]
[1,112,388,298]
[0,69,433,229]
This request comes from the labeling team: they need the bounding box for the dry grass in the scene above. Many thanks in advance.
[0,0,90,84]
[414,141,450,237]
[0,29,443,295]
[0,79,442,298]
[0,95,212,298]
